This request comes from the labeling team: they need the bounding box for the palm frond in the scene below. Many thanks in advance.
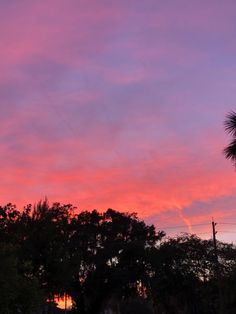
[224,111,236,136]
[223,139,236,166]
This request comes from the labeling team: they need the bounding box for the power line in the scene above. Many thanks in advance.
[158,224,236,243]
[160,223,209,230]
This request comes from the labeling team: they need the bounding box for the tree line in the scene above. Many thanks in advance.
[1,200,236,314]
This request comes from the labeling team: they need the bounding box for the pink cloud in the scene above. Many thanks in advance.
[0,0,236,242]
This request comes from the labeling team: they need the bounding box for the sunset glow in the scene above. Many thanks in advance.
[56,295,72,311]
[1,1,236,241]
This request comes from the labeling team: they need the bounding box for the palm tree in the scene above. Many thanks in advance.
[224,111,236,166]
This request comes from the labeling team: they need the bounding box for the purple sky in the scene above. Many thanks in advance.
[1,0,236,241]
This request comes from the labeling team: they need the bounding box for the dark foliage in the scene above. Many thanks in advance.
[0,201,236,314]
[224,111,236,166]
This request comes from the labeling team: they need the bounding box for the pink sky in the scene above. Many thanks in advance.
[1,0,236,241]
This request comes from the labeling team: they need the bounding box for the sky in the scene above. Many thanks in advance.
[1,0,236,241]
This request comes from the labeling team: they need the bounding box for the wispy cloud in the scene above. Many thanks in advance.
[0,0,236,241]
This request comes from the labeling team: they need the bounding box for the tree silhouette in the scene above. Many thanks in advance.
[21,200,74,303]
[67,208,164,314]
[148,234,236,314]
[224,111,236,166]
[1,201,236,314]
[0,235,43,314]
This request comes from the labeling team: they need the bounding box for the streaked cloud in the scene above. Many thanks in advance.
[1,0,236,240]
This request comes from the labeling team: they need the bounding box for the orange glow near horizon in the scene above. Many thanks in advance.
[55,295,72,310]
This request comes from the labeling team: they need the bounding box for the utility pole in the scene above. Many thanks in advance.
[212,219,217,256]
[212,219,224,314]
